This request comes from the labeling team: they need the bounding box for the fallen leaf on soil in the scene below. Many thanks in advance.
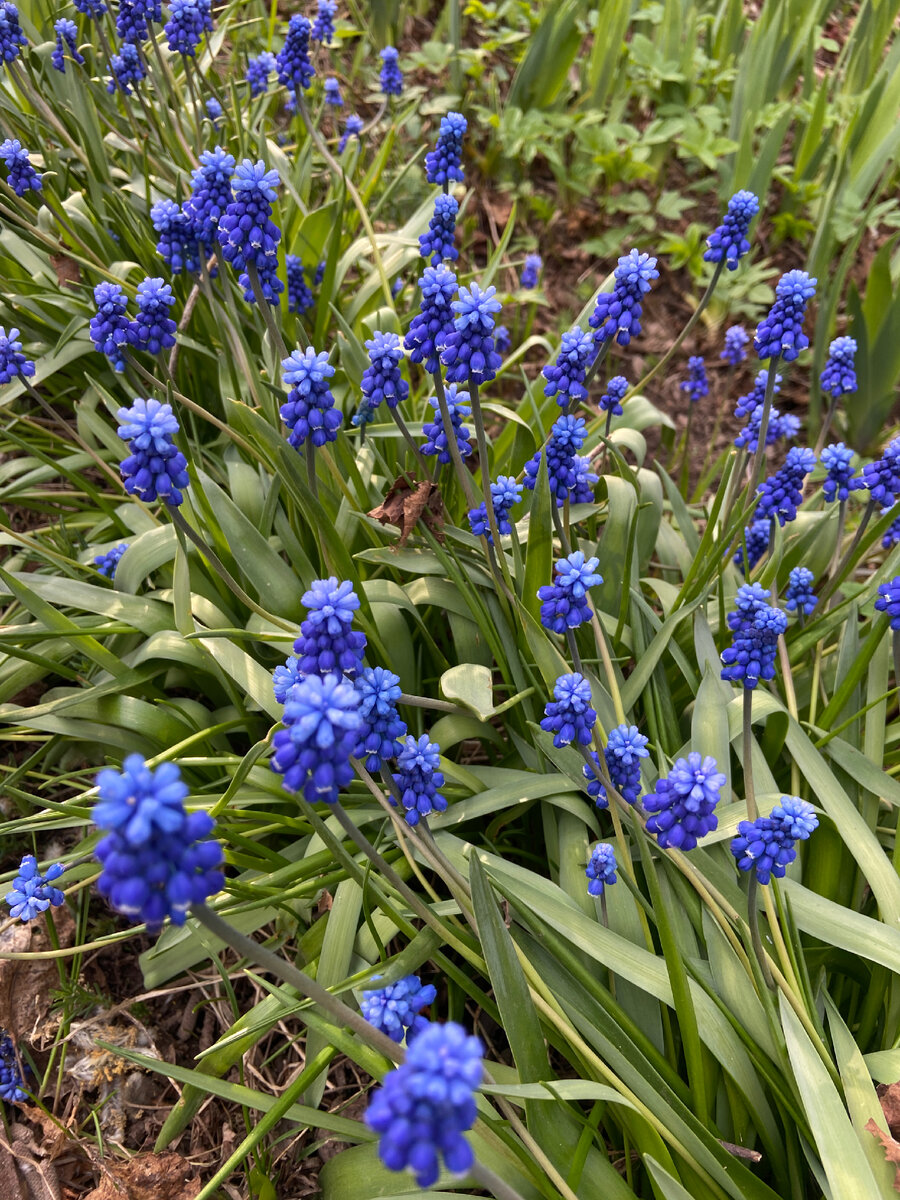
[878,1083,900,1138]
[865,1118,900,1192]
[0,907,75,1042]
[83,1152,200,1200]
[49,253,81,289]
[369,475,443,546]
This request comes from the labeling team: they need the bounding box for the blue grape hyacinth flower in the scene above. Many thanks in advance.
[272,655,303,704]
[205,97,222,125]
[0,139,41,196]
[184,145,235,250]
[883,512,900,550]
[94,542,128,579]
[644,753,725,851]
[130,277,176,355]
[542,326,594,410]
[271,673,361,803]
[276,14,314,92]
[90,282,131,372]
[0,1034,26,1102]
[756,446,816,527]
[419,193,459,266]
[421,384,472,463]
[703,190,759,270]
[354,332,409,428]
[586,843,617,896]
[863,437,900,508]
[820,442,859,502]
[589,249,658,346]
[735,369,780,421]
[0,326,34,383]
[151,199,199,274]
[524,414,590,508]
[721,582,787,689]
[362,974,436,1044]
[733,518,770,575]
[467,475,521,542]
[785,567,817,616]
[246,50,275,96]
[285,256,314,314]
[393,734,447,826]
[324,75,342,106]
[355,666,406,772]
[820,335,857,398]
[425,112,467,185]
[6,856,65,922]
[217,159,283,304]
[599,375,628,417]
[52,19,84,71]
[541,672,596,748]
[731,797,818,884]
[494,324,511,356]
[538,551,602,634]
[0,2,26,64]
[116,397,190,506]
[311,0,336,44]
[582,723,649,807]
[441,282,503,385]
[365,1022,483,1187]
[294,576,367,677]
[94,753,189,845]
[107,40,146,95]
[380,45,402,95]
[754,269,816,362]
[521,253,542,289]
[680,355,709,403]
[338,114,363,153]
[721,325,749,366]
[405,264,457,374]
[164,0,212,57]
[281,347,342,448]
[74,0,108,15]
[875,577,900,630]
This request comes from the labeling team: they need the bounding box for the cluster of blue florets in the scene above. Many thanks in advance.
[583,724,649,807]
[731,797,818,884]
[421,384,472,463]
[644,754,725,851]
[754,269,816,361]
[116,397,190,506]
[589,249,658,346]
[361,974,436,1043]
[784,567,817,616]
[0,138,41,196]
[392,735,447,825]
[819,336,857,397]
[820,442,859,502]
[52,18,84,72]
[599,375,628,417]
[875,577,900,630]
[130,277,177,354]
[467,475,522,541]
[862,437,900,507]
[721,583,787,689]
[164,0,212,56]
[756,446,817,526]
[294,577,367,677]
[94,542,128,579]
[704,191,759,270]
[272,673,361,802]
[733,518,770,574]
[355,667,406,772]
[285,256,314,314]
[380,45,402,95]
[184,146,235,250]
[246,51,275,96]
[337,114,363,153]
[216,159,283,304]
[107,40,146,95]
[538,551,602,634]
[521,253,542,289]
[586,843,617,896]
[0,326,34,382]
[734,370,779,421]
[524,414,595,507]
[680,355,709,403]
[276,14,314,91]
[721,325,749,365]
[541,673,596,748]
[441,283,503,385]
[5,856,65,922]
[355,332,409,426]
[405,265,457,374]
[425,112,467,185]
[311,0,336,43]
[151,199,200,274]
[0,1034,26,1102]
[542,326,595,409]
[419,193,459,266]
[0,1,26,63]
[281,347,342,449]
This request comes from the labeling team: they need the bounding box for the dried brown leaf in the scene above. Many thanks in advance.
[0,908,74,1042]
[878,1083,900,1138]
[368,475,443,546]
[866,1118,900,1192]
[49,254,81,290]
[84,1153,200,1200]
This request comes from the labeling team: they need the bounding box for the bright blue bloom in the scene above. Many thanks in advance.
[272,673,361,802]
[6,856,65,922]
[421,384,472,463]
[821,442,859,502]
[820,335,857,398]
[151,198,199,274]
[184,145,235,249]
[281,347,341,449]
[380,45,402,95]
[586,843,617,896]
[94,756,222,928]
[734,369,780,421]
[875,577,900,630]
[863,437,900,507]
[246,51,275,96]
[294,577,366,677]
[756,446,816,527]
[130,277,176,354]
[419,193,459,266]
[116,397,190,506]
[393,734,446,826]
[425,112,467,185]
[704,190,759,270]
[733,518,770,575]
[276,14,314,91]
[582,724,649,807]
[589,249,658,346]
[337,114,363,153]
[90,282,131,372]
[0,139,41,196]
[311,0,336,44]
[721,582,787,689]
[599,375,628,416]
[467,475,521,542]
[785,566,817,615]
[74,0,107,14]
[0,326,34,383]
[521,253,542,289]
[644,753,725,850]
[94,753,189,845]
[731,797,818,884]
[0,1035,26,1102]
[883,511,900,549]
[770,410,800,444]
[285,256,314,314]
[721,325,749,366]
[324,75,342,106]
[404,264,457,374]
[571,454,599,504]
[680,355,708,403]
[164,0,212,56]
[524,414,589,507]
[0,2,25,62]
[205,97,222,125]
[107,40,146,94]
[217,159,283,305]
[273,655,303,704]
[356,331,409,425]
[541,673,596,748]
[754,269,816,361]
[735,402,788,453]
[366,1021,483,1187]
[52,19,84,71]
[362,974,436,1044]
[94,543,128,579]
[441,283,503,385]
[115,0,147,42]
[538,551,602,634]
[543,326,594,409]
[494,324,511,356]
[314,261,325,286]
[355,667,406,772]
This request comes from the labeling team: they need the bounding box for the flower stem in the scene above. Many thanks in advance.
[820,496,875,602]
[432,369,479,509]
[746,358,780,501]
[742,687,757,823]
[246,261,289,363]
[747,877,775,990]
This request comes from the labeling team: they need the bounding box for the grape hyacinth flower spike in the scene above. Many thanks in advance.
[392,734,447,826]
[721,325,749,366]
[337,114,363,153]
[820,336,857,398]
[589,248,658,347]
[586,843,617,896]
[311,0,336,44]
[324,76,342,106]
[820,443,859,502]
[0,1035,26,1102]
[704,190,760,271]
[542,326,595,411]
[0,326,34,383]
[875,577,900,630]
[94,542,128,579]
[0,2,26,64]
[285,256,314,314]
[521,253,542,289]
[421,383,472,463]
[731,797,818,884]
[680,356,709,403]
[217,159,283,305]
[862,437,900,509]
[755,269,816,363]
[404,264,457,375]
[599,375,628,421]
[0,139,41,196]
[785,567,817,616]
[276,13,314,94]
[733,517,770,575]
[355,666,406,772]
[524,414,589,508]
[419,193,459,266]
[353,331,409,428]
[380,45,402,95]
[246,51,276,96]
[362,974,436,1044]
[205,97,222,126]
[184,145,235,253]
[52,19,84,72]
[6,856,65,922]
[721,583,787,690]
[541,673,596,748]
[151,199,199,275]
[756,446,816,528]
[281,347,341,454]
[582,723,649,807]
[425,111,467,186]
[164,0,212,57]
[467,475,521,542]
[90,282,131,372]
[538,551,603,634]
[129,277,177,355]
[272,656,303,705]
[271,673,361,803]
[107,41,146,95]
[440,282,502,386]
[116,397,190,506]
[644,754,726,851]
[294,576,367,677]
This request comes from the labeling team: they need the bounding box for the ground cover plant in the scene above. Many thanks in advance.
[3,1,900,1198]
